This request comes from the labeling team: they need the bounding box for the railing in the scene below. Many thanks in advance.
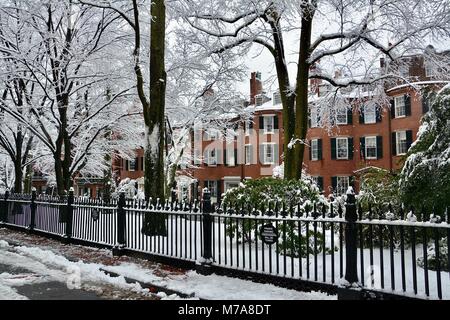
[0,188,448,300]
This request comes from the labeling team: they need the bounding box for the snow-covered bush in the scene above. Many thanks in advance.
[357,168,401,211]
[222,178,337,257]
[417,237,449,272]
[400,87,450,215]
[112,178,144,200]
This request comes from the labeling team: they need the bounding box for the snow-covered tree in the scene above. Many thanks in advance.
[0,1,141,195]
[176,0,450,180]
[400,86,450,214]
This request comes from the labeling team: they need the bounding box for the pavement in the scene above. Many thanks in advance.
[0,262,101,300]
[0,228,178,300]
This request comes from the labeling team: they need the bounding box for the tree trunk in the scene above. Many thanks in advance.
[293,3,315,180]
[142,0,167,236]
[265,13,297,180]
[13,159,22,193]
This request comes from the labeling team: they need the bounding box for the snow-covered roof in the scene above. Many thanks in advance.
[245,99,283,113]
[386,81,450,93]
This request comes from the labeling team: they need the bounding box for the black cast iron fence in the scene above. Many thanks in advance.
[0,188,449,300]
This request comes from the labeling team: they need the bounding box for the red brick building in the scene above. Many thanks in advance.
[114,51,449,203]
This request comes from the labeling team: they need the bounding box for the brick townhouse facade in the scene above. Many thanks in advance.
[102,50,449,202]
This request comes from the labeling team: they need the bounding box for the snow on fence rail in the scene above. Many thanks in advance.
[0,189,449,300]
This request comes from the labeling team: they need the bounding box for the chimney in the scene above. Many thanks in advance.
[249,71,263,105]
[309,64,322,95]
[380,57,385,69]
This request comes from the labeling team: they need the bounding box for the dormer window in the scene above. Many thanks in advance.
[255,95,264,106]
[273,92,281,105]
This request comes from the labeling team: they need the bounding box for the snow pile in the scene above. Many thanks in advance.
[103,263,336,300]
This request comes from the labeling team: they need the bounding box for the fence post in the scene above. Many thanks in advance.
[198,188,213,275]
[29,188,37,232]
[63,188,74,243]
[338,187,360,300]
[0,190,8,224]
[113,191,126,256]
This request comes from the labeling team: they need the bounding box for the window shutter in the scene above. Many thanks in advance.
[359,108,365,124]
[259,144,265,165]
[234,149,238,166]
[331,177,338,192]
[125,160,129,171]
[349,176,355,189]
[406,130,413,151]
[318,139,323,160]
[308,116,311,128]
[274,115,279,129]
[348,137,354,160]
[259,116,264,129]
[422,97,429,114]
[216,149,221,165]
[224,149,227,166]
[360,137,366,160]
[392,133,397,156]
[274,144,279,164]
[331,138,337,160]
[405,95,411,116]
[309,143,312,161]
[249,145,254,164]
[317,177,324,191]
[135,157,139,170]
[347,107,353,125]
[217,180,222,203]
[141,157,144,171]
[390,99,396,118]
[376,136,383,159]
[376,107,382,123]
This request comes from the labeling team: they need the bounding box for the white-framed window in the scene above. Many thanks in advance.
[262,143,275,164]
[396,131,408,155]
[395,96,406,118]
[273,92,282,105]
[224,179,240,192]
[336,107,348,125]
[365,136,377,159]
[364,104,377,124]
[206,149,217,166]
[128,158,137,171]
[207,129,219,140]
[263,116,274,134]
[245,145,252,165]
[337,137,349,159]
[311,139,319,161]
[336,176,350,195]
[310,107,319,128]
[255,95,264,106]
[205,180,218,201]
[245,121,251,136]
[226,149,235,166]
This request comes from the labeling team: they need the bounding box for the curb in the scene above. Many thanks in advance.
[99,268,202,300]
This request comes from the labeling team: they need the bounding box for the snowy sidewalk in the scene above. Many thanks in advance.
[0,228,336,300]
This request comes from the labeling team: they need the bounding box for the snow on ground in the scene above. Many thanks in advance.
[0,229,335,300]
[103,263,335,300]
